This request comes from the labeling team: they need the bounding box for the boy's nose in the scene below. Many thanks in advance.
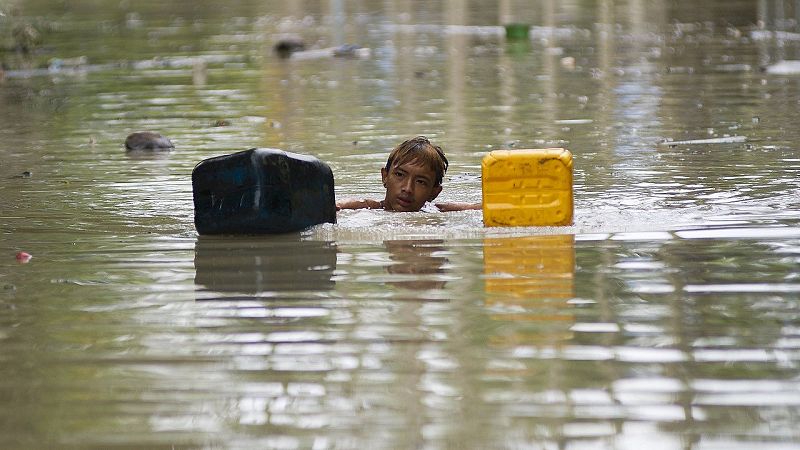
[400,178,414,193]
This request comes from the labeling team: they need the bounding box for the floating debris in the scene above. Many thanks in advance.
[764,60,800,75]
[658,136,747,146]
[124,132,174,151]
[129,54,246,70]
[555,119,593,125]
[287,44,370,60]
[715,63,752,73]
[386,23,505,37]
[12,22,41,55]
[15,252,32,263]
[8,171,32,179]
[560,56,576,70]
[333,44,367,58]
[751,30,800,42]
[383,23,582,40]
[2,54,247,79]
[47,56,89,72]
[504,23,530,40]
[667,66,695,74]
[274,37,306,58]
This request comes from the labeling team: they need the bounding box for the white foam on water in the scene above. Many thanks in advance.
[307,205,740,243]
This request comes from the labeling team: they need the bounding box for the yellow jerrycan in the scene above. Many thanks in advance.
[481,148,573,227]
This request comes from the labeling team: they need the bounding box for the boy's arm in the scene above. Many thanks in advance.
[435,202,482,212]
[336,198,384,210]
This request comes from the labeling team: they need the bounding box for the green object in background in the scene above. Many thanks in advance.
[504,23,530,40]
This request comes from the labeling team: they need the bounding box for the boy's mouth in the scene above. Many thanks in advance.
[395,197,412,209]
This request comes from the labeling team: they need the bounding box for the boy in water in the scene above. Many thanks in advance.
[336,136,481,212]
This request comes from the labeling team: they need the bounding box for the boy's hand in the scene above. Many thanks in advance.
[336,199,384,210]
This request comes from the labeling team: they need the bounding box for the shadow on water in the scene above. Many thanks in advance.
[193,236,337,295]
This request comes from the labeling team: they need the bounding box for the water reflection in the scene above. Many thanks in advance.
[483,235,575,345]
[384,239,448,290]
[3,0,800,448]
[194,237,337,294]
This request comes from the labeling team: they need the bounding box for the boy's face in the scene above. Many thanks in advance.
[381,159,442,212]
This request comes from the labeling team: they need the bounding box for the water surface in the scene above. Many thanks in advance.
[1,1,800,448]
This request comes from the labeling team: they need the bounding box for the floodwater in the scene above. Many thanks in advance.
[1,0,800,448]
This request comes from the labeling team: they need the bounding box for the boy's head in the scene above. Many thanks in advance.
[381,136,449,212]
[384,136,449,186]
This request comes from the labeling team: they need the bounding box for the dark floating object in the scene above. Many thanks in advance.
[274,38,306,58]
[124,131,174,151]
[332,44,363,57]
[192,148,336,235]
[8,170,32,179]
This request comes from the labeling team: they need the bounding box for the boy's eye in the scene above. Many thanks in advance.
[416,179,429,186]
[394,170,404,177]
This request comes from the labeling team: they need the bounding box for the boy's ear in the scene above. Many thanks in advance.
[429,185,442,201]
[380,167,388,186]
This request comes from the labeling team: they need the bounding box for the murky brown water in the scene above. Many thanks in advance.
[2,1,800,448]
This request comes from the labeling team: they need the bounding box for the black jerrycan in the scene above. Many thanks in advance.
[192,148,336,234]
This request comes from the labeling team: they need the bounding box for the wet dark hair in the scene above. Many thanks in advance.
[384,136,449,186]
